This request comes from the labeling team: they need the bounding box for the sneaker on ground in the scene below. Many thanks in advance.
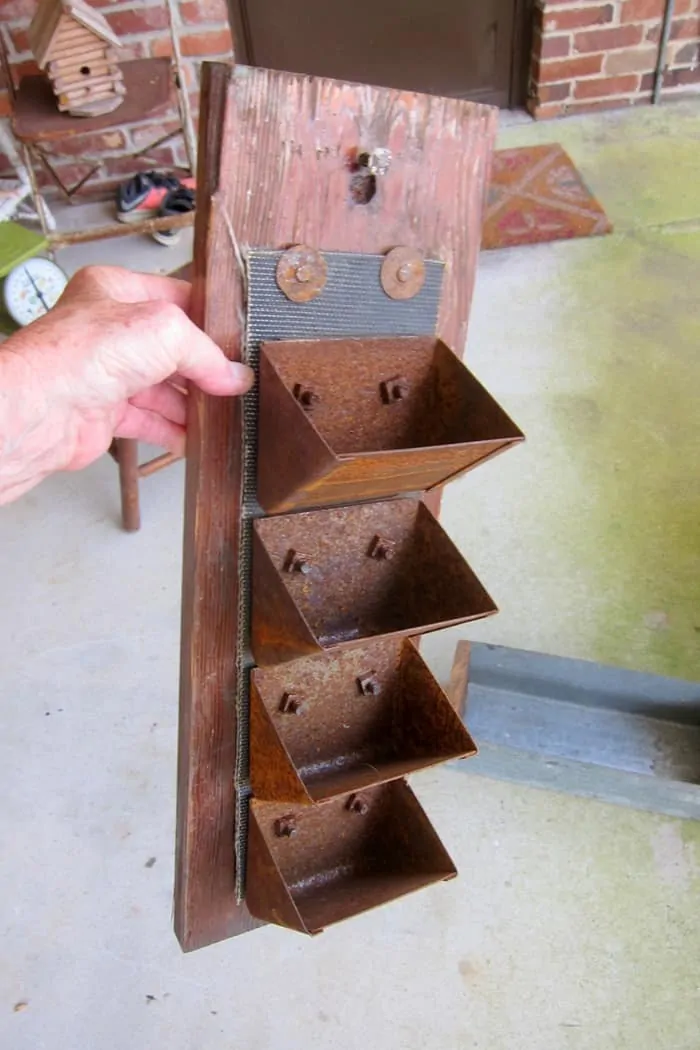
[151,186,196,247]
[116,171,196,224]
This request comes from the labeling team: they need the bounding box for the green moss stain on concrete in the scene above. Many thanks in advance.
[547,228,700,678]
[582,806,700,1048]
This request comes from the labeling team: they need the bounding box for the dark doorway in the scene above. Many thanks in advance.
[228,0,532,109]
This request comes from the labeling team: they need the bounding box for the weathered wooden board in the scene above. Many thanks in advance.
[176,62,496,952]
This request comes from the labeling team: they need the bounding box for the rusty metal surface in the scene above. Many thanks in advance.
[251,498,498,666]
[275,246,328,302]
[380,246,426,300]
[257,336,524,512]
[250,638,477,803]
[246,779,457,935]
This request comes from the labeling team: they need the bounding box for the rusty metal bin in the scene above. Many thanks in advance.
[257,336,524,512]
[250,637,477,803]
[246,779,457,935]
[251,498,497,665]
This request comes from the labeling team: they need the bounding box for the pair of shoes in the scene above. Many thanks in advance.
[115,171,196,246]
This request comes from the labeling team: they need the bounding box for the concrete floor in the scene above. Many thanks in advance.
[1,100,699,1049]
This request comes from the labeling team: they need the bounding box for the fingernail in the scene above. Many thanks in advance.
[230,362,255,387]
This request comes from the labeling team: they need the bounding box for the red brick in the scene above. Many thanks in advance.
[0,89,10,117]
[118,41,149,61]
[661,65,700,86]
[670,15,700,38]
[603,45,659,73]
[102,149,176,178]
[539,53,603,82]
[620,0,664,21]
[544,5,614,31]
[537,81,572,103]
[574,24,645,52]
[150,36,174,58]
[129,119,182,150]
[105,6,170,35]
[566,97,639,114]
[0,0,35,17]
[529,100,567,120]
[574,73,641,97]
[180,0,229,25]
[179,28,233,56]
[44,130,127,157]
[36,162,94,192]
[650,13,700,40]
[674,39,700,63]
[7,25,31,55]
[12,58,40,80]
[540,33,572,59]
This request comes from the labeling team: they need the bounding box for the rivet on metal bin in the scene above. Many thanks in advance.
[367,534,396,561]
[274,815,297,838]
[283,549,311,575]
[292,383,320,410]
[356,672,381,696]
[347,794,369,816]
[279,691,305,715]
[379,375,410,404]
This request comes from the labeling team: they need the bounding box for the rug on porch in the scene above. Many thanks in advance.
[482,143,612,250]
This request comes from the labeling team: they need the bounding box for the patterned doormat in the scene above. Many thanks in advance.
[482,143,612,250]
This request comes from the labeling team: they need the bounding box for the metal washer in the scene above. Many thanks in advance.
[380,247,426,300]
[276,246,327,303]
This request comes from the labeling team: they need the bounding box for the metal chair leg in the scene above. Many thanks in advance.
[115,437,140,531]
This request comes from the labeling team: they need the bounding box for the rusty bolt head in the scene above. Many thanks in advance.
[380,247,426,300]
[379,375,410,405]
[367,534,396,562]
[276,246,327,303]
[347,793,369,815]
[279,691,305,714]
[283,549,311,575]
[357,672,381,696]
[293,383,320,411]
[274,815,297,838]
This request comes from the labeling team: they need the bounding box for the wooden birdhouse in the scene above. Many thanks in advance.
[29,0,124,117]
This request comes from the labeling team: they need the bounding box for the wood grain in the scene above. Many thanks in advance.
[176,62,496,951]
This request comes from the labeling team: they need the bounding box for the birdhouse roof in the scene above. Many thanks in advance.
[29,0,122,68]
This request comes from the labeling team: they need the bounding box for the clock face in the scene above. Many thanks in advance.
[3,257,69,327]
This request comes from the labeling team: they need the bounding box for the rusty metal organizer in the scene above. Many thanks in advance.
[177,65,511,952]
[233,245,524,934]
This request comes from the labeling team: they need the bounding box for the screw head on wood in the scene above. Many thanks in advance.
[279,691,305,714]
[347,793,369,815]
[380,246,426,300]
[358,148,392,176]
[356,672,381,696]
[379,375,410,405]
[276,246,327,303]
[283,549,311,575]
[367,534,396,561]
[274,815,297,838]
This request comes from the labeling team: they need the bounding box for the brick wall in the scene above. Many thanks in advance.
[529,0,700,117]
[0,0,233,191]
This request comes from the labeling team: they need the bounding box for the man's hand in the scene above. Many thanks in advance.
[0,265,253,505]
